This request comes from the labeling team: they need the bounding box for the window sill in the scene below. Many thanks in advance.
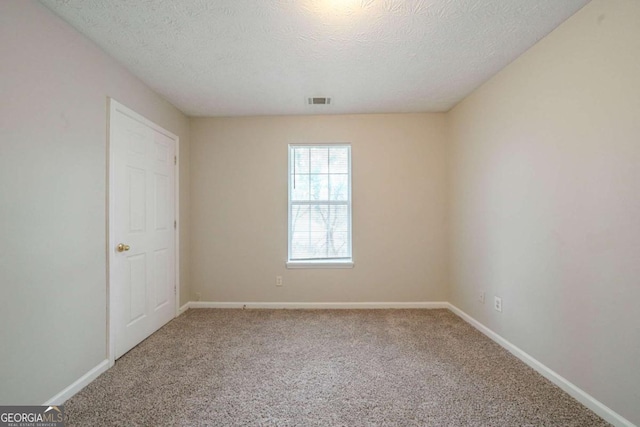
[286,260,354,269]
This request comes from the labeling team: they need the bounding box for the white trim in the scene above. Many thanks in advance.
[173,124,181,319]
[447,304,635,427]
[178,302,190,315]
[43,360,109,406]
[288,144,353,264]
[189,301,449,309]
[107,98,180,367]
[286,260,354,269]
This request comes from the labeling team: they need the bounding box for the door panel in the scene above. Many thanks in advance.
[127,253,147,324]
[110,101,177,360]
[154,249,168,309]
[128,167,146,232]
[154,174,168,230]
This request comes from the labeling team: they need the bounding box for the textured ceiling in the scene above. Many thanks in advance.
[40,0,589,117]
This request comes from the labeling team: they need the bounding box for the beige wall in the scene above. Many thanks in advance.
[0,1,190,404]
[190,114,448,303]
[447,0,640,424]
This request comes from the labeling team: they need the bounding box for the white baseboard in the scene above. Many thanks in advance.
[43,359,109,406]
[178,302,190,315]
[447,304,635,427]
[188,301,449,309]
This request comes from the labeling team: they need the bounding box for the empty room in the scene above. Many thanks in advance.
[1,0,638,426]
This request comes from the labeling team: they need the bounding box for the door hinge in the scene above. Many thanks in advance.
[174,155,177,165]
[174,220,177,229]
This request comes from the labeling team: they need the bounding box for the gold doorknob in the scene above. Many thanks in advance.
[116,243,130,252]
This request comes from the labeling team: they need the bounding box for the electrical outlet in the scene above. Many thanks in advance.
[195,292,201,301]
[276,276,283,287]
[479,292,485,304]
[494,296,502,312]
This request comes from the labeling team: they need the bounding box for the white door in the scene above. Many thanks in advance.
[109,100,177,360]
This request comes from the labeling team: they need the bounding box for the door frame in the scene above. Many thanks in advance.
[106,98,180,367]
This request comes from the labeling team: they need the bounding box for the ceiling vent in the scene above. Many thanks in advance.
[308,97,331,105]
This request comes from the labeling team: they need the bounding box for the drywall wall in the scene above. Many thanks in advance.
[0,1,190,404]
[190,114,448,303]
[447,0,640,424]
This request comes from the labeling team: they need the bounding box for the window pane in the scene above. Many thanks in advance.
[292,147,309,174]
[291,174,310,201]
[329,174,348,201]
[291,205,310,232]
[291,231,311,259]
[310,205,329,232]
[310,147,329,174]
[328,232,349,257]
[310,231,328,258]
[309,174,329,201]
[329,147,349,174]
[328,205,349,232]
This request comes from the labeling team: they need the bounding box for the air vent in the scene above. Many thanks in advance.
[308,97,332,105]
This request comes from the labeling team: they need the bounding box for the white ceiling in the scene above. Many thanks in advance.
[40,0,589,117]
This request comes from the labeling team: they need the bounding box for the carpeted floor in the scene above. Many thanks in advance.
[65,309,608,426]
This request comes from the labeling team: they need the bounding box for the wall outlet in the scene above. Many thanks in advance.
[479,292,485,304]
[494,296,502,312]
[195,292,202,301]
[276,276,283,287]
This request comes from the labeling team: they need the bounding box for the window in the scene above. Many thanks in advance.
[287,144,353,268]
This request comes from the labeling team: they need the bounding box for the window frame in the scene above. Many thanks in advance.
[286,143,354,269]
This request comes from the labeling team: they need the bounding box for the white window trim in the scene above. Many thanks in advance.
[287,143,353,269]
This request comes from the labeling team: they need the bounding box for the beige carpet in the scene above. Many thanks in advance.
[65,309,608,426]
